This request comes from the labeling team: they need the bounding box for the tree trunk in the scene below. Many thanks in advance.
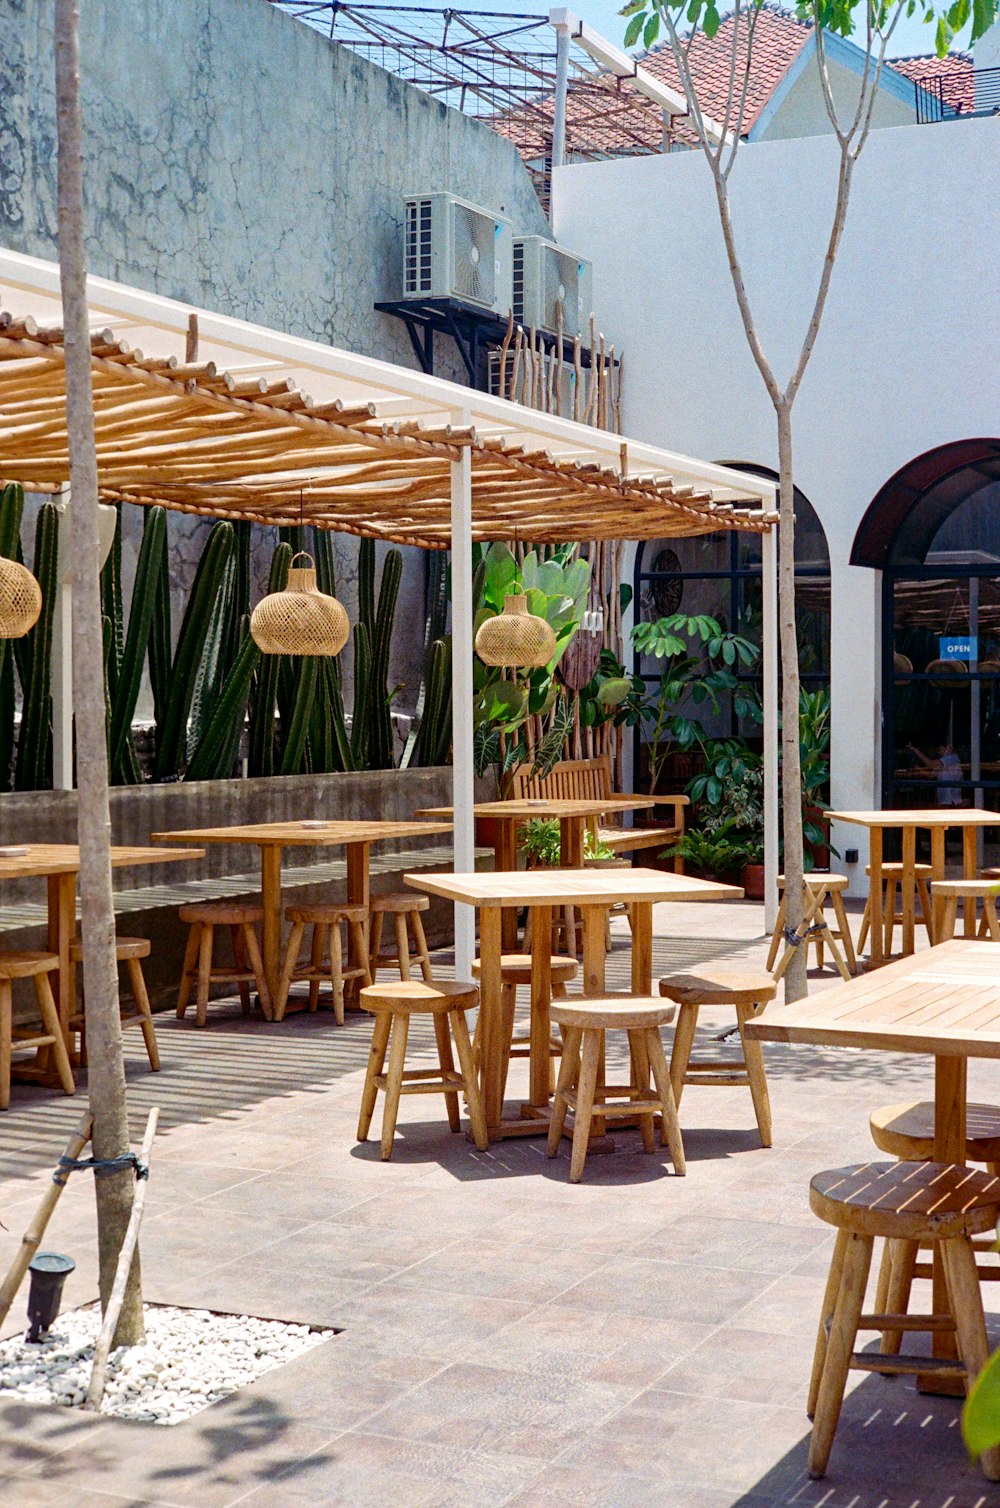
[54,0,143,1344]
[776,401,806,1001]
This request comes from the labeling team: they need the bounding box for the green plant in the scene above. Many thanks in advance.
[14,501,59,791]
[665,820,760,877]
[630,612,761,795]
[358,538,403,770]
[408,636,452,767]
[520,818,614,867]
[964,1317,1000,1464]
[798,686,835,867]
[154,520,234,780]
[185,620,261,782]
[108,505,166,783]
[0,483,24,789]
[689,737,764,835]
[579,649,646,738]
[248,542,292,778]
[402,551,450,768]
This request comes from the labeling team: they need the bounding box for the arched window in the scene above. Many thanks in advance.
[853,440,1000,816]
[632,465,830,787]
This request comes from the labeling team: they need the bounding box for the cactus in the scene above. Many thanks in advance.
[14,501,59,791]
[279,655,318,776]
[108,505,166,781]
[0,482,24,786]
[402,549,449,768]
[247,542,291,777]
[368,548,402,769]
[147,509,172,738]
[410,637,452,767]
[349,622,372,769]
[100,503,124,704]
[154,519,233,780]
[185,617,260,782]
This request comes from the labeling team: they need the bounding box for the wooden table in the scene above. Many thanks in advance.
[746,938,1000,1391]
[0,843,203,1052]
[415,797,655,948]
[407,866,741,1139]
[151,820,452,1003]
[830,808,996,962]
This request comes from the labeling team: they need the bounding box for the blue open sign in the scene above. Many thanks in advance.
[939,635,977,661]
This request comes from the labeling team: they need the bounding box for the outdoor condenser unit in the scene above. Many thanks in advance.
[513,235,593,340]
[403,193,513,315]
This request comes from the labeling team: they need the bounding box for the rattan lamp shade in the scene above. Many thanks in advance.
[474,592,556,670]
[0,556,42,640]
[250,555,349,657]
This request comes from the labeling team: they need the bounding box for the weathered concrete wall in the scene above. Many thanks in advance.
[0,0,548,711]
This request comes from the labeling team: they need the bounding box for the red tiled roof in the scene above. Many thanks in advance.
[889,51,975,112]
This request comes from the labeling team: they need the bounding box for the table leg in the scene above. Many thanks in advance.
[868,827,885,965]
[920,1053,967,1395]
[478,905,504,1138]
[260,845,283,1006]
[527,907,553,1109]
[345,842,371,1004]
[47,872,76,1072]
[630,901,653,995]
[901,827,916,956]
[962,825,978,937]
[580,905,608,1136]
[929,827,946,941]
[496,820,519,950]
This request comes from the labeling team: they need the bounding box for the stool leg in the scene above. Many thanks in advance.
[646,1027,686,1175]
[547,1026,582,1156]
[194,923,214,1027]
[498,983,517,1106]
[941,1236,1000,1481]
[883,878,897,956]
[409,909,434,983]
[917,877,934,939]
[450,1007,488,1151]
[668,1002,699,1110]
[808,1232,873,1479]
[766,892,786,970]
[807,1229,850,1419]
[349,920,372,987]
[830,891,856,975]
[880,1238,918,1357]
[938,894,959,945]
[357,1011,392,1142]
[309,924,325,1012]
[857,894,871,953]
[736,1003,772,1148]
[433,1010,461,1132]
[627,1029,655,1153]
[329,922,345,1027]
[274,920,305,1023]
[35,973,74,1096]
[126,957,160,1071]
[569,1029,601,1183]
[983,895,1000,943]
[368,912,384,978]
[0,980,11,1110]
[243,924,272,1021]
[394,914,411,982]
[873,1238,893,1321]
[231,926,252,1015]
[380,1012,409,1161]
[176,923,200,1019]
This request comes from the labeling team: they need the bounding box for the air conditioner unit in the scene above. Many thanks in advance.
[403,193,513,315]
[513,236,593,340]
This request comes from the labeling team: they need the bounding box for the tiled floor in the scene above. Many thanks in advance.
[0,898,996,1506]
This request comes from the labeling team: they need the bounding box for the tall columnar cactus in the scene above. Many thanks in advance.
[279,655,318,776]
[349,622,372,769]
[100,502,124,705]
[154,520,234,781]
[354,537,402,771]
[410,637,452,767]
[147,508,172,739]
[14,501,59,791]
[185,616,260,782]
[108,505,166,782]
[0,483,24,789]
[248,542,291,778]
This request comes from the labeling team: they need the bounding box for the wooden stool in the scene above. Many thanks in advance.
[858,862,934,953]
[176,902,271,1026]
[931,878,1000,943]
[274,903,371,1024]
[869,1101,1000,1348]
[369,892,433,982]
[357,979,487,1160]
[658,967,776,1147]
[68,936,159,1071]
[806,1161,1000,1481]
[546,998,685,1184]
[766,872,855,981]
[0,951,75,1109]
[470,953,576,1099]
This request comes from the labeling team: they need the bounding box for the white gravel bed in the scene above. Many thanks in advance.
[0,1303,331,1424]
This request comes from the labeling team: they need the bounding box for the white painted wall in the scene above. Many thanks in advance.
[554,115,1000,890]
[758,54,914,140]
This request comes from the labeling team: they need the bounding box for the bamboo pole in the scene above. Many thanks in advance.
[0,1113,93,1328]
[498,311,513,401]
[572,334,582,423]
[185,314,198,365]
[84,1108,159,1411]
[510,327,523,403]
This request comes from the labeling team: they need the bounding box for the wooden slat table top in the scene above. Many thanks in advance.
[150,820,453,847]
[0,843,204,881]
[746,940,1000,1059]
[406,866,742,908]
[414,797,656,820]
[829,808,996,828]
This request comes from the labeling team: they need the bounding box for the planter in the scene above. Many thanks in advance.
[475,815,500,850]
[741,862,766,900]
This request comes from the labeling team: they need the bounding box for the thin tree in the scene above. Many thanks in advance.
[620,0,996,998]
[54,0,144,1342]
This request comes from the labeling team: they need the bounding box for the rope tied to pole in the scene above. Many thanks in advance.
[53,1152,149,1187]
[783,923,828,947]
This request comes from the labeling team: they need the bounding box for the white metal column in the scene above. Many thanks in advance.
[762,526,779,931]
[551,17,571,174]
[450,443,475,979]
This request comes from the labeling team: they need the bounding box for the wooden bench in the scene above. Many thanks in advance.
[508,756,687,870]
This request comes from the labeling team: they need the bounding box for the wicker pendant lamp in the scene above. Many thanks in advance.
[475,591,556,670]
[250,551,349,656]
[0,555,42,640]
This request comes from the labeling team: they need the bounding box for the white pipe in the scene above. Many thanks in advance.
[552,19,571,176]
[762,526,779,933]
[450,442,475,980]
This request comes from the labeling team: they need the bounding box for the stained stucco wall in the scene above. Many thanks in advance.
[0,0,548,715]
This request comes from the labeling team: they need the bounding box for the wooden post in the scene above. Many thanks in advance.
[185,313,199,364]
[84,1108,158,1411]
[0,1112,92,1327]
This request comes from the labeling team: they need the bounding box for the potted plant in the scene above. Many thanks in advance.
[687,737,766,896]
[663,821,757,885]
[520,817,614,868]
[799,687,834,870]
